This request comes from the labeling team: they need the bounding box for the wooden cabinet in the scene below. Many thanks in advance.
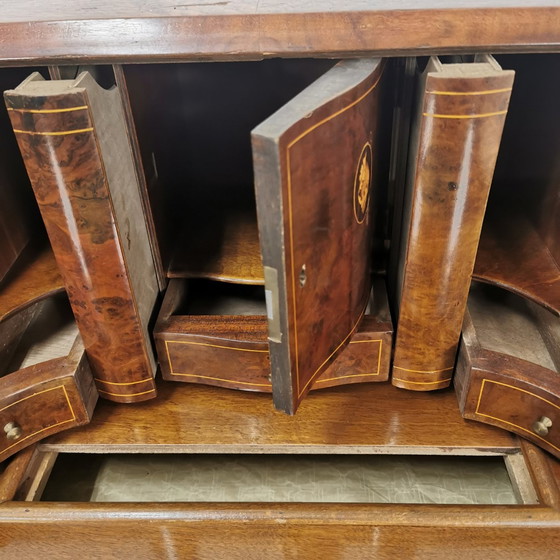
[0,2,559,557]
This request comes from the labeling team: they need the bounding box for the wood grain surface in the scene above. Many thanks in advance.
[253,58,384,414]
[4,72,159,403]
[40,380,516,454]
[169,207,264,284]
[0,3,559,63]
[392,56,514,391]
[0,502,559,560]
[474,207,560,315]
[0,244,63,324]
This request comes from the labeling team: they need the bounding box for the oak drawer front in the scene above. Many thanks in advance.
[475,378,559,457]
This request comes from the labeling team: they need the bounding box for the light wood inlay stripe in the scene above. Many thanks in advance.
[13,127,94,136]
[7,105,88,113]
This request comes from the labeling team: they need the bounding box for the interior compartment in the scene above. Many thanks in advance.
[467,283,558,371]
[41,452,519,505]
[124,59,338,281]
[0,67,48,282]
[177,278,267,316]
[473,54,560,315]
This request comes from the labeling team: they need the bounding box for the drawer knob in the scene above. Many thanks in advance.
[4,421,23,441]
[532,416,553,437]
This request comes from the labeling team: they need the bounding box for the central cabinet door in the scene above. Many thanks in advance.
[253,58,384,414]
[151,58,387,415]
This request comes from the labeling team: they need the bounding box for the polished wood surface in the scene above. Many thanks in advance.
[0,2,559,63]
[5,72,159,403]
[474,207,560,315]
[253,58,384,414]
[520,440,560,509]
[0,335,97,462]
[0,503,559,560]
[41,380,515,454]
[0,3,559,555]
[392,56,514,391]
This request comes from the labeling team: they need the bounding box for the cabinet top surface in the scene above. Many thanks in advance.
[2,0,560,22]
[0,0,559,62]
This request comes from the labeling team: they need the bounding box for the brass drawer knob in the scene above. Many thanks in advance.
[4,421,23,441]
[532,416,553,437]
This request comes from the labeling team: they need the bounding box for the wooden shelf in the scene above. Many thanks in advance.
[0,2,559,63]
[0,244,63,322]
[168,207,264,284]
[474,207,560,316]
[42,380,516,455]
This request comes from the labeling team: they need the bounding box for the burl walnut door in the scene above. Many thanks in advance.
[252,58,384,414]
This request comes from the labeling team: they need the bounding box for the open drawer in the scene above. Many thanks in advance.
[456,283,560,459]
[0,246,97,462]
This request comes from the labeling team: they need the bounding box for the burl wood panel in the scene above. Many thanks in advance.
[392,56,514,391]
[455,300,560,459]
[253,58,384,414]
[4,72,159,403]
[0,335,97,463]
[154,280,392,393]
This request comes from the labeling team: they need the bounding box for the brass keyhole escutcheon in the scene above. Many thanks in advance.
[299,264,307,287]
[4,421,23,441]
[532,416,552,437]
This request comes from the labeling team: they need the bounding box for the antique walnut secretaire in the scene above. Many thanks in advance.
[0,2,559,558]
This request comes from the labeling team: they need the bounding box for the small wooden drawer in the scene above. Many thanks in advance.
[0,248,97,462]
[0,335,97,462]
[155,278,393,393]
[456,284,560,459]
[472,376,559,455]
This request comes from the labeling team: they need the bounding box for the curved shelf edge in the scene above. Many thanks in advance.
[0,244,65,324]
[473,209,560,316]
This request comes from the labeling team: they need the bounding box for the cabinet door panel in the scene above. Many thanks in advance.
[253,58,384,414]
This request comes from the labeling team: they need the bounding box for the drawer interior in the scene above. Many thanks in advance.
[41,452,519,505]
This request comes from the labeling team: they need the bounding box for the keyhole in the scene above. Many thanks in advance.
[299,264,307,287]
